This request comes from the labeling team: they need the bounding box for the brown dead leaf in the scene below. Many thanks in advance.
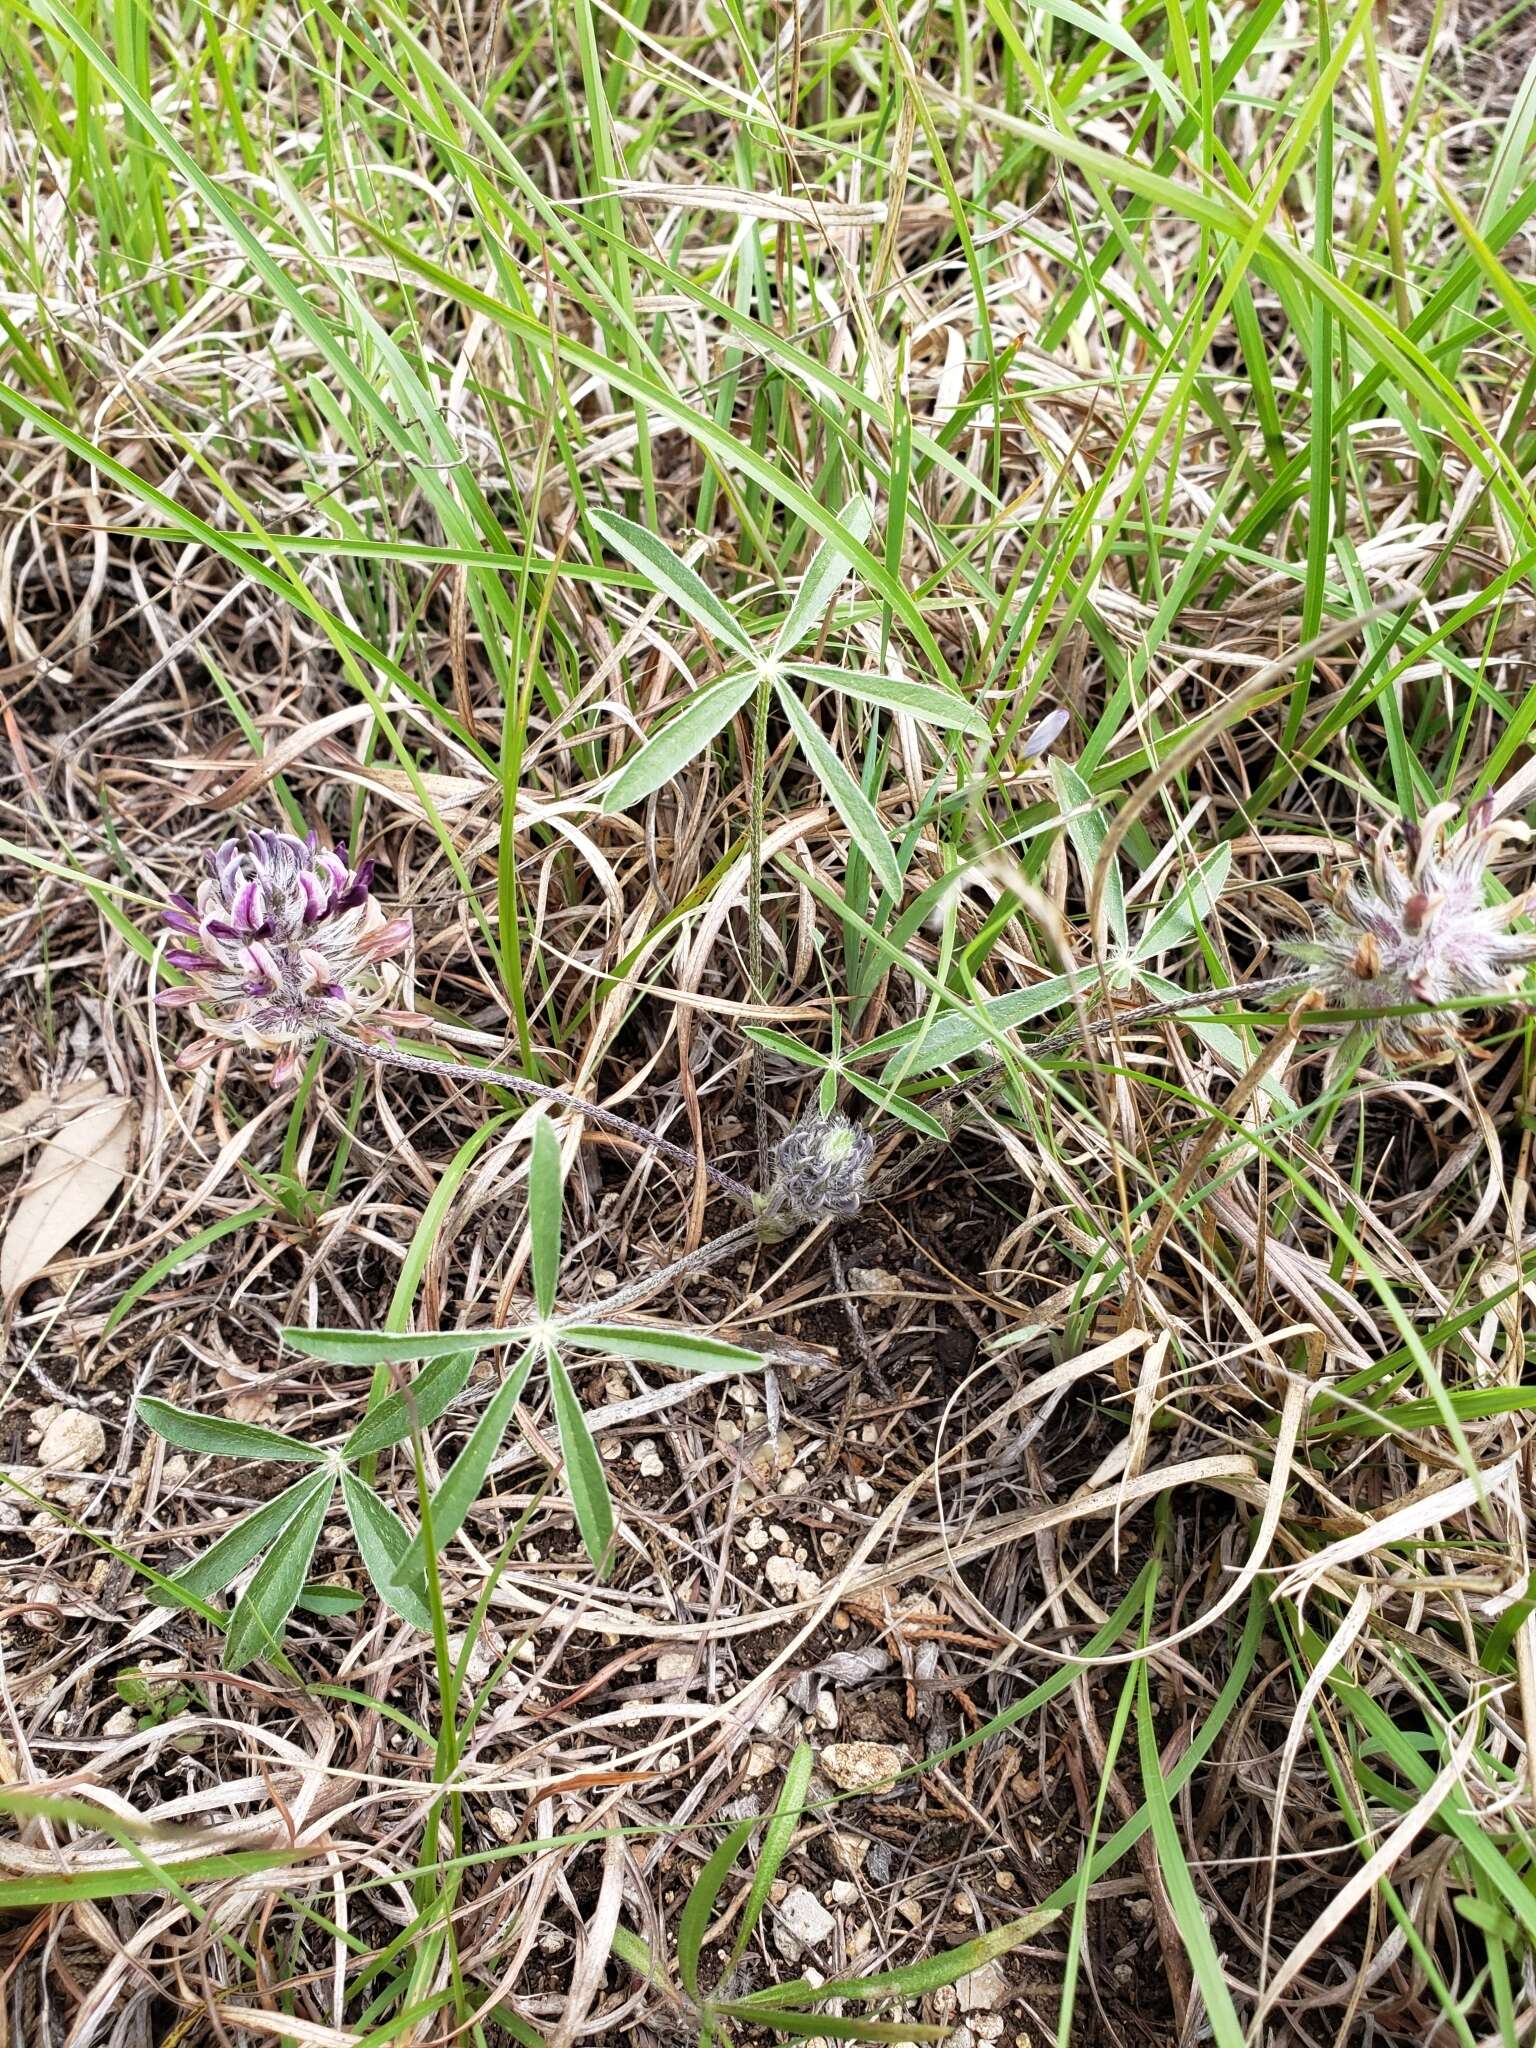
[215,1367,278,1427]
[1,1096,134,1299]
[0,1076,108,1170]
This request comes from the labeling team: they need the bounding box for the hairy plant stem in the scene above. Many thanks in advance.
[331,1029,758,1208]
[584,1216,765,1317]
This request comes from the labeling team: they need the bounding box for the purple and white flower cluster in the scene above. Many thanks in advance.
[157,829,410,1085]
[1294,798,1536,1056]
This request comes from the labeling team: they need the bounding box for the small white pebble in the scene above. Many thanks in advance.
[773,1886,836,1959]
[765,1554,799,1599]
[820,1741,905,1793]
[39,1409,106,1472]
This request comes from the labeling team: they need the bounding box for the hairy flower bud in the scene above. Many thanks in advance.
[155,828,410,1085]
[758,1111,875,1237]
[1289,798,1536,1057]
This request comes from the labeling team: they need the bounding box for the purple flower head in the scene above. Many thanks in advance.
[1290,798,1536,1057]
[155,827,411,1084]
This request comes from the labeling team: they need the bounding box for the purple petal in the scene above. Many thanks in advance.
[229,879,265,932]
[298,872,330,924]
[331,861,375,914]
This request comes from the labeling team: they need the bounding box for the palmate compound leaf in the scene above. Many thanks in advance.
[775,680,903,899]
[527,1110,563,1320]
[341,1469,431,1631]
[282,1325,533,1365]
[339,1349,475,1459]
[556,1325,765,1372]
[784,662,987,737]
[285,1324,767,1373]
[222,1469,337,1672]
[772,494,873,655]
[600,666,760,815]
[588,507,754,658]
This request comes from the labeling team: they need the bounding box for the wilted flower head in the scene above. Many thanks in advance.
[156,828,410,1085]
[1291,798,1536,1057]
[759,1110,875,1237]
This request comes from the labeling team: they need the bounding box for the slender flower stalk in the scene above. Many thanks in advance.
[330,1028,757,1207]
[155,827,760,1205]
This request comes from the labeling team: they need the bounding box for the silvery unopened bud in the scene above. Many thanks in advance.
[1289,797,1536,1057]
[759,1111,875,1237]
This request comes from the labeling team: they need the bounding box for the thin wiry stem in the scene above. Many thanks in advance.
[330,1030,758,1208]
[1027,970,1313,1058]
[914,970,1314,1124]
